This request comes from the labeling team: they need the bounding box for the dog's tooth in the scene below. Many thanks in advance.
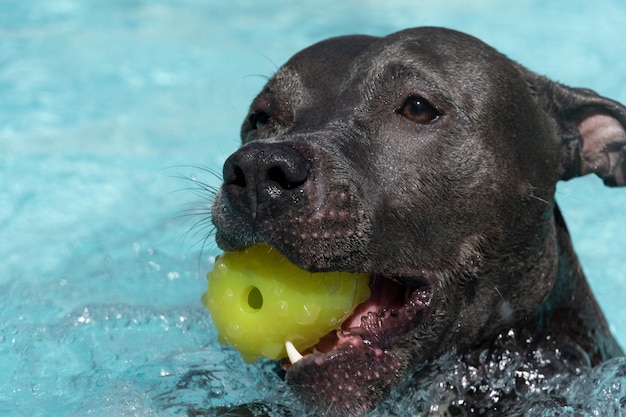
[285,341,304,364]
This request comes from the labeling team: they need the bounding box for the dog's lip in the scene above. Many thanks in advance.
[282,272,435,370]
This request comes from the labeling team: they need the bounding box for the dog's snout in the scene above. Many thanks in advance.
[222,142,310,216]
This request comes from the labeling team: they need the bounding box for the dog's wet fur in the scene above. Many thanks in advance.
[209,27,625,416]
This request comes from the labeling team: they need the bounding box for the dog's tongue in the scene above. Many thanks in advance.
[299,274,411,364]
[340,274,409,329]
[201,244,371,363]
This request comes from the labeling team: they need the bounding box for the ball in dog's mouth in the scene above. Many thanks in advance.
[202,242,435,413]
[201,243,372,362]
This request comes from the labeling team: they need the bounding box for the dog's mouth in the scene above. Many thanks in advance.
[281,272,435,371]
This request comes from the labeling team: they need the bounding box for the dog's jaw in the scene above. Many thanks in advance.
[284,274,435,416]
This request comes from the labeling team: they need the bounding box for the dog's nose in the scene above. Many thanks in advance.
[222,142,310,217]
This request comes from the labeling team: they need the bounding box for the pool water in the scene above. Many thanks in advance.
[1,1,625,416]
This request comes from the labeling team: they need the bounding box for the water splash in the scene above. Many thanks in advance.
[370,330,626,417]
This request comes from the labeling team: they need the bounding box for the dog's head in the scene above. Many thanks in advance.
[211,27,626,416]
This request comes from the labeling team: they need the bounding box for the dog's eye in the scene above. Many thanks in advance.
[397,96,440,124]
[248,110,270,131]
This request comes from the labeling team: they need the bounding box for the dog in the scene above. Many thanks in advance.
[209,27,625,416]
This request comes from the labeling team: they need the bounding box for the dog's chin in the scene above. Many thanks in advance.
[281,270,435,416]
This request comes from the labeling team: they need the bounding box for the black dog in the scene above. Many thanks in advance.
[210,27,625,416]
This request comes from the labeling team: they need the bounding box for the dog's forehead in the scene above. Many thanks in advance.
[275,34,376,95]
[275,27,518,105]
[361,29,508,81]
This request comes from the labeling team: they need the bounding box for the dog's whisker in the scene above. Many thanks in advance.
[166,164,223,267]
[529,194,551,206]
[180,219,214,249]
[170,178,219,196]
[244,72,273,81]
[165,163,223,178]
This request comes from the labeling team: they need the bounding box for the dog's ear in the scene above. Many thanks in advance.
[523,69,626,187]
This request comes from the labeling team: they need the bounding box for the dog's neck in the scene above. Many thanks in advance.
[450,204,622,368]
[530,205,623,364]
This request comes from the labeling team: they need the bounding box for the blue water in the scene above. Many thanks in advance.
[1,1,625,415]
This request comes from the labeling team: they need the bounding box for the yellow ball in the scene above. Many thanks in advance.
[201,244,370,363]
